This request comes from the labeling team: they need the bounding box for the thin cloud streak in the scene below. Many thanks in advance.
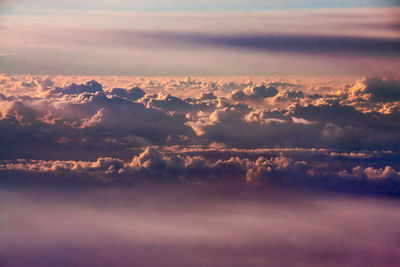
[128,31,400,56]
[11,26,400,57]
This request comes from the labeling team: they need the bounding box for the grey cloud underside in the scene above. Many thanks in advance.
[1,76,400,194]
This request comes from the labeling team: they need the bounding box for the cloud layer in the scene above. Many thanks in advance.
[1,74,400,194]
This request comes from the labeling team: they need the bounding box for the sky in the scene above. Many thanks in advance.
[1,0,399,75]
[1,0,399,11]
[1,1,400,266]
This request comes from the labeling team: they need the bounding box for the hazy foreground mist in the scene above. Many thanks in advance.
[1,186,400,266]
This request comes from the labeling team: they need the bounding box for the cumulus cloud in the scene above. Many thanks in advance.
[1,145,399,194]
[144,93,194,113]
[349,76,400,103]
[339,165,400,181]
[229,84,278,102]
[0,147,301,185]
[1,75,400,194]
[52,80,104,95]
[109,86,145,101]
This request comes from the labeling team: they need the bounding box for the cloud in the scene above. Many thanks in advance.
[349,76,400,103]
[52,80,104,95]
[199,92,217,101]
[79,94,193,143]
[109,86,145,101]
[1,76,400,194]
[144,93,194,113]
[1,146,399,194]
[291,117,315,125]
[0,81,194,160]
[339,165,400,180]
[126,31,400,57]
[229,85,278,102]
[0,147,254,184]
[2,7,399,76]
